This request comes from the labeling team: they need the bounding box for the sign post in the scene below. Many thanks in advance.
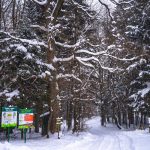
[1,107,18,142]
[148,117,150,133]
[8,127,10,142]
[56,117,62,139]
[23,128,27,143]
[18,108,34,143]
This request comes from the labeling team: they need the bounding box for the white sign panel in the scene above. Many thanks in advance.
[1,107,17,127]
[19,109,34,126]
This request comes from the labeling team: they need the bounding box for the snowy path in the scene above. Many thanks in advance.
[1,117,150,150]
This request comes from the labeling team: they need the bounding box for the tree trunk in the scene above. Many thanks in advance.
[66,100,73,130]
[46,78,59,136]
[101,105,106,126]
[0,0,1,29]
[114,115,122,129]
[73,100,78,133]
[44,0,64,137]
[12,0,16,30]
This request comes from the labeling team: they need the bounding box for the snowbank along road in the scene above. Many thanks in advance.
[0,117,150,150]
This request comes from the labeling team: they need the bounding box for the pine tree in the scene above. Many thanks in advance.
[110,0,150,127]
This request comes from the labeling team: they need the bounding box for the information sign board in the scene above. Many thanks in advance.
[19,109,34,127]
[1,107,17,128]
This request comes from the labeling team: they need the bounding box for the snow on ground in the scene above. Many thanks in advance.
[1,117,150,150]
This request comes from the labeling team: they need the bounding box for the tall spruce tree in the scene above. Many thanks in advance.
[109,0,150,127]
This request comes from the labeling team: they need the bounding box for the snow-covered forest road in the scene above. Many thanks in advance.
[1,117,150,150]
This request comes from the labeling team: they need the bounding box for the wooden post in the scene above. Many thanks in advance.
[7,128,10,142]
[148,118,150,133]
[24,128,27,143]
[56,117,62,139]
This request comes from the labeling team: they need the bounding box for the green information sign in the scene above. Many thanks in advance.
[1,107,18,128]
[19,109,34,129]
[18,109,34,143]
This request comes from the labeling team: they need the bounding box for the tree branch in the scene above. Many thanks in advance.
[31,0,48,5]
[98,0,113,21]
[51,0,64,24]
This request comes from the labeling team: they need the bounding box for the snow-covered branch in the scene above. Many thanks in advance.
[76,49,107,56]
[99,65,124,73]
[30,25,48,32]
[36,59,55,70]
[32,0,48,5]
[76,49,139,61]
[0,38,11,43]
[0,31,48,48]
[55,40,81,49]
[0,89,19,101]
[110,0,119,5]
[86,41,100,47]
[56,73,82,83]
[53,55,74,63]
[71,0,96,18]
[76,55,124,73]
[76,56,99,63]
[76,57,95,68]
[98,0,113,20]
[103,53,139,61]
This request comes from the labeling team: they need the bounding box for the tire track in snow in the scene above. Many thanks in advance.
[59,117,135,150]
[97,135,116,150]
[87,123,122,150]
[62,133,105,150]
[115,132,135,150]
[111,134,122,150]
[88,125,134,150]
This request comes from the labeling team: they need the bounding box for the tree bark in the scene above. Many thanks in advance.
[0,0,1,29]
[46,0,64,136]
[66,99,73,130]
[12,0,16,30]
